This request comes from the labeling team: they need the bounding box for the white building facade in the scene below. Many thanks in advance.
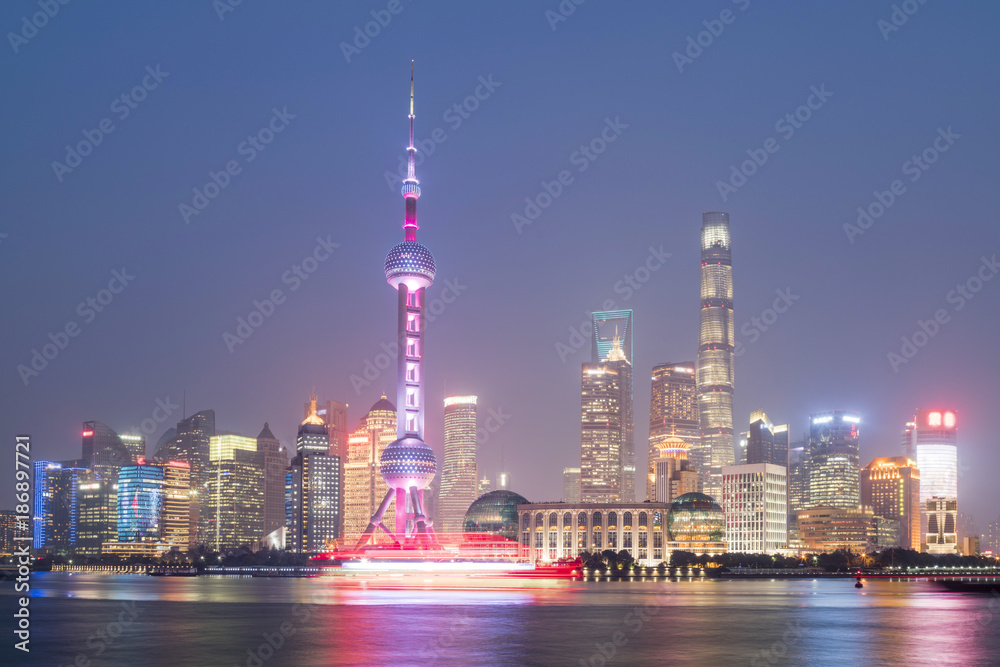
[722,463,787,553]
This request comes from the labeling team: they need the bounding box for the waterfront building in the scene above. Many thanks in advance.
[563,467,581,503]
[257,422,288,540]
[580,363,623,503]
[651,435,698,504]
[518,501,672,565]
[343,396,397,535]
[926,496,959,554]
[722,463,788,554]
[464,490,529,541]
[796,506,892,553]
[0,510,16,555]
[150,459,192,552]
[76,471,117,556]
[205,433,264,551]
[665,493,728,558]
[116,463,164,543]
[861,457,921,551]
[696,211,735,499]
[902,409,958,546]
[648,362,700,499]
[962,536,980,556]
[808,410,861,510]
[286,450,341,553]
[47,464,88,554]
[439,396,479,533]
[82,421,133,475]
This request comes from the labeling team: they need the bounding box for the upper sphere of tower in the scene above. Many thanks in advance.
[385,240,436,290]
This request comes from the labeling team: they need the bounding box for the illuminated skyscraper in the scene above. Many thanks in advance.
[116,463,164,543]
[593,312,635,502]
[862,457,920,551]
[287,449,341,553]
[76,471,117,556]
[580,363,622,503]
[808,410,861,510]
[152,459,192,552]
[0,510,16,556]
[119,433,145,462]
[344,396,397,536]
[696,211,735,499]
[722,463,788,553]
[82,421,133,474]
[357,63,439,547]
[33,461,57,550]
[651,435,698,504]
[563,467,581,503]
[46,464,87,554]
[648,362,700,499]
[257,422,287,539]
[902,409,958,544]
[205,434,263,551]
[440,396,478,533]
[926,496,958,554]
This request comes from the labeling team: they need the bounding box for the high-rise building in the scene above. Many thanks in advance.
[119,433,146,462]
[47,464,87,554]
[82,421,133,475]
[902,409,958,545]
[861,457,921,551]
[0,510,17,556]
[926,496,958,554]
[33,461,58,550]
[356,64,440,546]
[736,431,748,466]
[962,536,980,556]
[116,463,164,543]
[648,362,700,500]
[154,409,216,545]
[808,410,861,510]
[651,436,698,504]
[298,393,330,454]
[478,476,492,495]
[439,396,478,533]
[286,449,341,553]
[563,467,581,503]
[257,422,288,540]
[205,434,263,551]
[343,396,397,535]
[151,459,191,552]
[787,441,810,514]
[986,519,1000,555]
[592,311,635,502]
[747,411,788,468]
[580,363,622,503]
[696,211,735,499]
[76,471,117,556]
[722,463,788,553]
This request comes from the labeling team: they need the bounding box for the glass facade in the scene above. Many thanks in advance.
[463,490,529,541]
[667,492,725,542]
[648,362,700,501]
[592,312,635,503]
[440,396,478,532]
[580,364,623,503]
[861,457,919,550]
[808,411,861,510]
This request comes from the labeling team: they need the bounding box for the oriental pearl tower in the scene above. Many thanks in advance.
[357,63,439,548]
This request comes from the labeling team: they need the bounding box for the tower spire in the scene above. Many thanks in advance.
[402,61,420,241]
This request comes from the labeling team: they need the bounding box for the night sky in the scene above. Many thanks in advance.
[3,2,998,525]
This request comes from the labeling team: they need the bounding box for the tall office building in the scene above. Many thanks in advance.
[343,396,397,535]
[0,510,16,556]
[787,441,810,513]
[926,496,958,554]
[580,363,623,503]
[33,461,58,549]
[76,471,117,556]
[298,394,330,454]
[901,409,958,545]
[439,396,478,533]
[286,449,341,553]
[592,311,635,502]
[722,463,788,553]
[151,459,192,552]
[47,464,87,554]
[309,399,349,461]
[119,433,146,462]
[648,362,700,500]
[82,421,133,475]
[651,435,699,503]
[747,411,788,468]
[737,431,748,465]
[808,410,861,510]
[861,457,920,551]
[985,519,1000,555]
[116,463,164,543]
[257,423,287,539]
[563,467,581,503]
[153,409,215,545]
[696,211,735,499]
[205,434,264,551]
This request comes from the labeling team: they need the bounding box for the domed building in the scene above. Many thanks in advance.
[463,490,528,542]
[666,492,727,556]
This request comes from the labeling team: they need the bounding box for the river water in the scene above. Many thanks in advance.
[2,573,998,666]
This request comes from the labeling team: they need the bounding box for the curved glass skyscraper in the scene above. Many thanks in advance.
[696,212,735,498]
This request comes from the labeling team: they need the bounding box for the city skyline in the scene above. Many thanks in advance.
[3,4,999,526]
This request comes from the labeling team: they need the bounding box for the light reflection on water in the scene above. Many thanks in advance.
[2,574,997,666]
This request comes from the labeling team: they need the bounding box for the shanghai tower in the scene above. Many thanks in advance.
[696,211,735,499]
